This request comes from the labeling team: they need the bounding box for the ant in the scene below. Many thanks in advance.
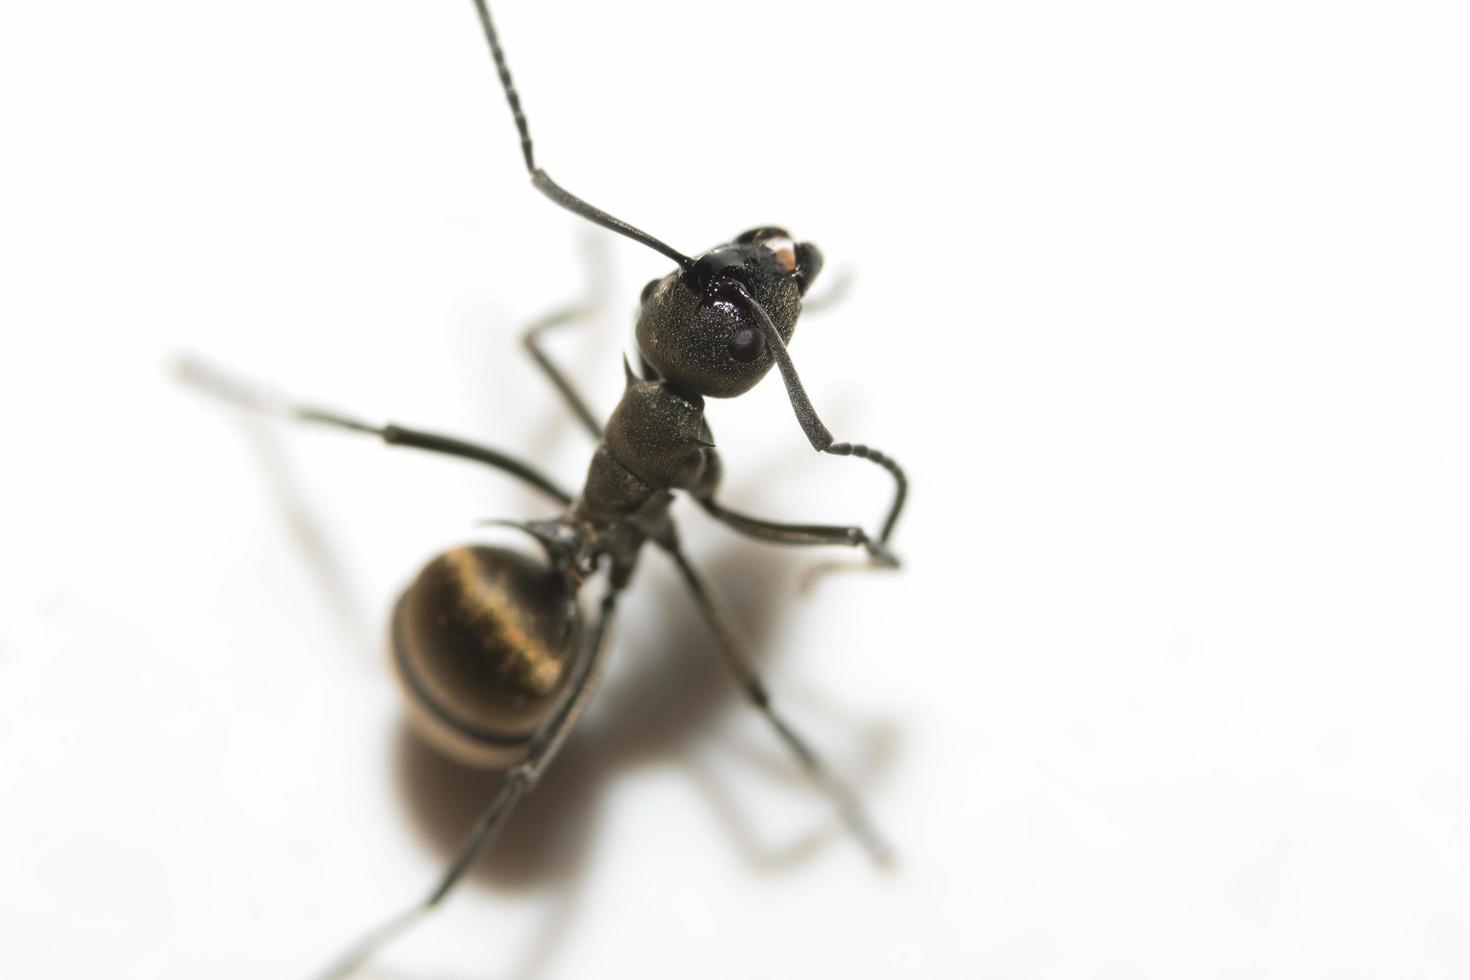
[182,2,907,976]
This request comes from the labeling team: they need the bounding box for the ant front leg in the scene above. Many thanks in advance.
[520,235,612,440]
[694,495,900,569]
[688,443,900,567]
[702,279,909,550]
[522,305,604,439]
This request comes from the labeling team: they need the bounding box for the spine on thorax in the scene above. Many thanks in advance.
[570,375,718,534]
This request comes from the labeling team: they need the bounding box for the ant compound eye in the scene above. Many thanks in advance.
[728,325,765,363]
[758,235,797,273]
[640,278,661,304]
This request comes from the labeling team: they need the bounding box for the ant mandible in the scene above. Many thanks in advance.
[183,2,907,976]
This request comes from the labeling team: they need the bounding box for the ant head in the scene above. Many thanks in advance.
[636,227,824,398]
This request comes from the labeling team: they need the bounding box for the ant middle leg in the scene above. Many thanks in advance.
[177,356,573,505]
[656,542,892,866]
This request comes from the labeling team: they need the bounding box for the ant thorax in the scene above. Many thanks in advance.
[572,370,719,531]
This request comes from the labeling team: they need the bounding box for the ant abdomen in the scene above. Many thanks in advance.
[391,545,585,769]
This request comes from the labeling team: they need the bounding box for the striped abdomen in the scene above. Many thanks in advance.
[391,545,585,769]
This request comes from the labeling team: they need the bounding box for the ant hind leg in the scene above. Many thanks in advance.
[311,592,619,980]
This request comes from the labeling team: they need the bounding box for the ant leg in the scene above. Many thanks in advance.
[657,542,892,866]
[522,307,603,439]
[520,235,610,439]
[696,497,899,568]
[312,592,619,980]
[713,280,908,545]
[176,356,573,505]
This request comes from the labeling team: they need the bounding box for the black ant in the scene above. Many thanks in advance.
[181,2,907,976]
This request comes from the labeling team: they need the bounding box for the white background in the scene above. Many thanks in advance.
[3,1,1469,977]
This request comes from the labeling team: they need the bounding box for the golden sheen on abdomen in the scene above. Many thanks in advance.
[391,545,584,768]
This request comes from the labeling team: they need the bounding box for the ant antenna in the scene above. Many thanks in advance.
[470,0,695,271]
[469,0,906,546]
[715,279,908,545]
[714,278,834,451]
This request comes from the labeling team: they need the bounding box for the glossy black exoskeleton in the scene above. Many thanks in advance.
[182,3,908,977]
